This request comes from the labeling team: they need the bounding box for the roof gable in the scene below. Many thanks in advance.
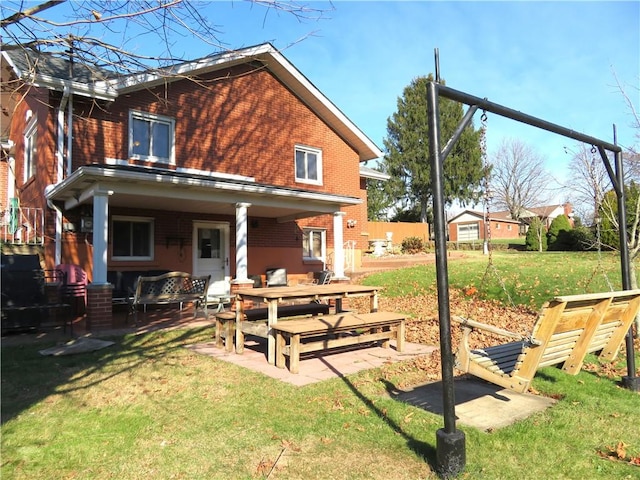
[3,43,382,161]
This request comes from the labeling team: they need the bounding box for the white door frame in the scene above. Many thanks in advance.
[192,220,231,294]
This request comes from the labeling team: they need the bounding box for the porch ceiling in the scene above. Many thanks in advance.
[45,165,361,222]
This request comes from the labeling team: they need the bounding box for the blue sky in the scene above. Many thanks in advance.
[191,0,639,191]
[15,1,638,195]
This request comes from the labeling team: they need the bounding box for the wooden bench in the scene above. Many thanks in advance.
[454,289,640,393]
[273,311,406,374]
[129,271,211,323]
[214,302,330,352]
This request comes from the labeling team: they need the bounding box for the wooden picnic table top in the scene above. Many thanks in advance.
[234,284,381,302]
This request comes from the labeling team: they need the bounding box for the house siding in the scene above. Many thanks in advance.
[4,87,62,260]
[45,63,364,278]
[448,213,520,242]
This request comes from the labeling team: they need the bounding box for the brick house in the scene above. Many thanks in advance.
[1,43,383,329]
[448,203,574,241]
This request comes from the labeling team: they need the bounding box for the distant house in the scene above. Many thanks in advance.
[448,203,574,242]
[1,43,385,329]
[518,204,575,229]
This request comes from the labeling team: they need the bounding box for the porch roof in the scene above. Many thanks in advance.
[45,164,362,222]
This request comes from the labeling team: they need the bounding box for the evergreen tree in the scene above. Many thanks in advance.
[599,182,640,250]
[382,75,486,222]
[525,217,547,252]
[366,178,393,221]
[547,214,573,251]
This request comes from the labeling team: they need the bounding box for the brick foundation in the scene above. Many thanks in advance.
[86,284,113,331]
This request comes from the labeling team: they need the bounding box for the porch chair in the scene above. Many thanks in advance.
[316,270,333,285]
[265,268,288,287]
[57,264,89,315]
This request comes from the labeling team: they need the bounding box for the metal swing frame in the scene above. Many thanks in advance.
[427,52,637,477]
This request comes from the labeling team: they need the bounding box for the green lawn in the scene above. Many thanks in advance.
[2,251,639,479]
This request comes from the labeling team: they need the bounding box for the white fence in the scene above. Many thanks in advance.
[1,206,45,245]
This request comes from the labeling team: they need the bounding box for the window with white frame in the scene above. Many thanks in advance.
[302,228,326,261]
[24,117,37,182]
[129,110,175,164]
[112,216,154,260]
[295,145,322,185]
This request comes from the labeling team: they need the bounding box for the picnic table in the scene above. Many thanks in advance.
[234,284,381,364]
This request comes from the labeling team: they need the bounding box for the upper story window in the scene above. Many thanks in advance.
[23,117,37,182]
[295,145,322,186]
[129,110,175,164]
[112,216,154,261]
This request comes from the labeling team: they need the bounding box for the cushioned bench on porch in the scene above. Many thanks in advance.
[214,302,330,351]
[273,311,406,374]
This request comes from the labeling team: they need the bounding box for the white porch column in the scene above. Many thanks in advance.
[234,202,251,282]
[333,211,346,278]
[92,190,110,284]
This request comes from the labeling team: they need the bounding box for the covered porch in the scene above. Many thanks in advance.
[44,164,361,330]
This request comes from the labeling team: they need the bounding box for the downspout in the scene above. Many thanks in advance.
[51,84,70,266]
[66,91,73,176]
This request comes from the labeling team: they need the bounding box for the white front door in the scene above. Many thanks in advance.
[193,221,230,295]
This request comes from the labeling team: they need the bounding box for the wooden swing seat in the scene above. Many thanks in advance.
[454,289,640,393]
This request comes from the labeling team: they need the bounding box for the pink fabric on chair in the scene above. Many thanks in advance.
[56,264,89,313]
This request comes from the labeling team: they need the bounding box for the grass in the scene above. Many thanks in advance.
[2,251,639,479]
[362,250,627,309]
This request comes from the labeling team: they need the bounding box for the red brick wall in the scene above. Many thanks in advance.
[72,65,362,199]
[8,61,369,278]
[69,63,368,269]
[448,220,520,241]
[489,221,520,240]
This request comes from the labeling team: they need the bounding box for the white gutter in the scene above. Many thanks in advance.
[46,166,362,212]
[31,74,117,101]
[359,166,391,181]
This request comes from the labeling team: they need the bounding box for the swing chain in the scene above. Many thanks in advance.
[477,110,515,307]
[480,111,492,263]
[584,145,614,292]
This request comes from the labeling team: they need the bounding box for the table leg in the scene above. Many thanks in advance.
[214,316,223,348]
[397,320,406,352]
[290,333,301,374]
[235,296,244,354]
[275,331,285,369]
[370,292,378,313]
[224,319,234,353]
[267,300,278,365]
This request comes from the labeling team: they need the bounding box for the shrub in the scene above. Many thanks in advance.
[548,214,573,251]
[525,217,547,251]
[566,226,596,251]
[401,236,424,254]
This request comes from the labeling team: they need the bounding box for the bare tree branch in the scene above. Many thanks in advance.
[0,0,65,27]
[488,138,551,217]
[562,143,611,226]
[1,1,333,75]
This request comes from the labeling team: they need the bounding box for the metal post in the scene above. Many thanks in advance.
[435,82,636,391]
[428,81,466,478]
[614,147,639,391]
